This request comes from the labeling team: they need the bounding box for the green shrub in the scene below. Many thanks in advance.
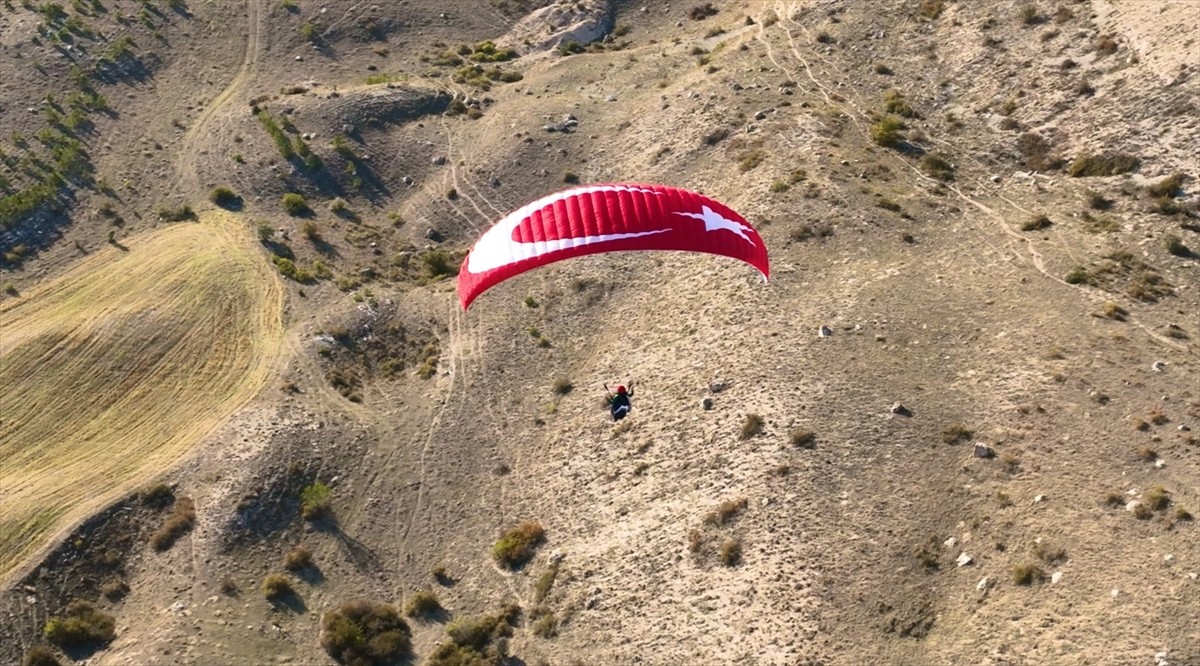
[209,186,240,208]
[158,204,196,221]
[272,256,315,283]
[150,496,196,551]
[321,600,412,665]
[22,645,63,666]
[300,22,316,41]
[739,413,764,440]
[404,590,442,618]
[1012,562,1045,585]
[492,521,545,569]
[883,90,916,118]
[1064,267,1090,284]
[284,547,313,571]
[919,153,954,180]
[870,116,904,147]
[256,221,275,241]
[300,220,320,240]
[301,481,333,520]
[43,600,115,648]
[282,193,310,216]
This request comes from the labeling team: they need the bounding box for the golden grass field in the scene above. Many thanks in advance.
[0,212,283,581]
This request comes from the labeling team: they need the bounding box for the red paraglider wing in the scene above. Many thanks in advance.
[457,183,769,309]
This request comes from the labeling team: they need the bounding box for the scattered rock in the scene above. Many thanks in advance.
[956,552,973,567]
[1153,360,1167,372]
[890,402,913,417]
[1126,500,1143,512]
[944,537,957,548]
[708,380,727,393]
[432,155,446,165]
[1163,554,1174,563]
[1033,494,1047,503]
[700,397,714,410]
[818,325,832,337]
[425,228,444,242]
[402,176,414,186]
[973,443,995,458]
[1155,459,1166,469]
[976,577,990,591]
[1051,571,1063,584]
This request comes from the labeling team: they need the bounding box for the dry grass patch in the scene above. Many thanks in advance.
[284,547,314,571]
[0,212,283,578]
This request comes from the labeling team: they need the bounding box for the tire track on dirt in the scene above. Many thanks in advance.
[176,0,263,193]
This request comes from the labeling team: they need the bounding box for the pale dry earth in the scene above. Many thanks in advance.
[1,1,1198,665]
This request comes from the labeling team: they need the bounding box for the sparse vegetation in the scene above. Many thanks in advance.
[101,579,129,601]
[429,612,514,665]
[534,561,559,602]
[719,539,742,566]
[492,521,545,569]
[43,600,115,648]
[740,413,764,439]
[552,378,573,395]
[919,153,954,180]
[1064,267,1091,285]
[321,600,412,664]
[158,204,196,222]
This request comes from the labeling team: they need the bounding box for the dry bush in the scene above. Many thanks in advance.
[1017,132,1064,172]
[1033,541,1066,564]
[139,482,174,508]
[261,574,293,599]
[534,561,559,602]
[552,378,573,395]
[532,612,558,638]
[404,590,442,618]
[151,496,196,551]
[919,0,944,19]
[1067,153,1140,177]
[705,498,749,526]
[1145,485,1170,511]
[919,153,954,181]
[1021,215,1052,231]
[1103,492,1125,508]
[220,576,239,595]
[941,424,973,444]
[100,580,129,601]
[740,414,764,440]
[22,645,63,666]
[321,600,412,665]
[719,539,742,566]
[492,521,545,569]
[790,428,816,449]
[1012,562,1046,585]
[284,547,313,571]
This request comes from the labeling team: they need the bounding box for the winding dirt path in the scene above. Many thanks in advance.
[176,0,263,192]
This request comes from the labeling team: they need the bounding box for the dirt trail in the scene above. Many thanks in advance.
[176,0,263,192]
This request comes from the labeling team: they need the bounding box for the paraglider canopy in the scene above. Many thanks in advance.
[456,183,769,309]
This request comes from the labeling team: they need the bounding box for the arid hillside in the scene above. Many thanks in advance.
[1,1,1197,665]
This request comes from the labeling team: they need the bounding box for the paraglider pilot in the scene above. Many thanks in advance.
[605,382,634,421]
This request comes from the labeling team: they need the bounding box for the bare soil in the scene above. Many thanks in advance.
[1,1,1198,665]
